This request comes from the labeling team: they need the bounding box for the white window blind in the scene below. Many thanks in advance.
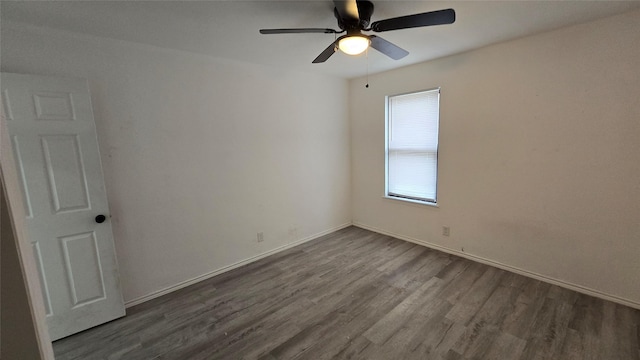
[386,88,440,203]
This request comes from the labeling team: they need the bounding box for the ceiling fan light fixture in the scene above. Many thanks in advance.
[338,35,370,55]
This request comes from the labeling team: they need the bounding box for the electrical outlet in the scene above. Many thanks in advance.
[257,232,264,243]
[442,226,450,237]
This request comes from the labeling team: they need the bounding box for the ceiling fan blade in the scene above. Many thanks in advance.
[260,28,337,34]
[369,35,409,60]
[312,40,339,63]
[333,0,359,22]
[371,8,455,32]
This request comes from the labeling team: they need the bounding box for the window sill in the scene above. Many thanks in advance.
[383,195,439,208]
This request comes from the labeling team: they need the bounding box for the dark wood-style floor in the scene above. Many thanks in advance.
[53,226,640,360]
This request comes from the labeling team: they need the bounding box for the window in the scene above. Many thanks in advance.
[385,88,440,204]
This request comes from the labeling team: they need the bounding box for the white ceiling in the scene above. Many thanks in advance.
[2,1,640,79]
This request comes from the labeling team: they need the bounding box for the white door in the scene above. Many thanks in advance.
[1,72,125,341]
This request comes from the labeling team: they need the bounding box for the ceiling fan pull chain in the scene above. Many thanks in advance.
[365,47,370,88]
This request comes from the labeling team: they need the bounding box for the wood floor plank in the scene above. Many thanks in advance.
[384,250,452,292]
[52,226,640,360]
[518,297,574,360]
[332,335,373,360]
[501,279,551,339]
[362,277,443,345]
[438,261,487,304]
[401,317,459,359]
[269,283,386,359]
[444,266,506,325]
[363,299,453,359]
[291,284,410,360]
[481,331,527,360]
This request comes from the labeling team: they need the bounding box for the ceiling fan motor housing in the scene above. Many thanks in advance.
[334,0,375,31]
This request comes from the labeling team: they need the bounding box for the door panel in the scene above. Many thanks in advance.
[41,134,91,213]
[2,72,125,340]
[10,135,34,218]
[33,91,76,121]
[32,241,53,316]
[60,231,106,306]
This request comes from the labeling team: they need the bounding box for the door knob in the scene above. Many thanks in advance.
[95,215,107,223]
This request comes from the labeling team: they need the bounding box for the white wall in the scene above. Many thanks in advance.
[350,10,640,306]
[1,22,351,303]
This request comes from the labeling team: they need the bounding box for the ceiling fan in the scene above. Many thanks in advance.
[259,0,456,63]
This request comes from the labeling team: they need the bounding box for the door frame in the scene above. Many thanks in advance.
[1,101,55,359]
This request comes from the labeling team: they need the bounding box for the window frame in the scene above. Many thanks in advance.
[384,87,441,207]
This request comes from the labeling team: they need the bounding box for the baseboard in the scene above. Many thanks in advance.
[353,222,640,310]
[125,221,639,310]
[124,222,353,308]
